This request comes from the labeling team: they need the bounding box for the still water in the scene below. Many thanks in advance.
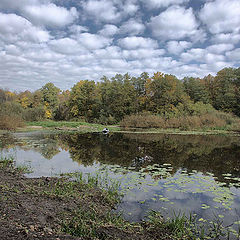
[1,131,240,235]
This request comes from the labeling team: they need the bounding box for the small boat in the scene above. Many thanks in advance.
[102,128,109,134]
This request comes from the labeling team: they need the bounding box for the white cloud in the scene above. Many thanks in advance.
[141,0,189,9]
[5,45,21,56]
[119,18,145,35]
[124,0,139,15]
[0,0,40,10]
[226,48,240,62]
[24,48,64,62]
[149,6,199,40]
[181,48,225,64]
[77,33,112,50]
[49,38,86,55]
[98,24,119,36]
[122,48,165,59]
[199,0,240,34]
[22,3,78,28]
[206,43,234,54]
[68,25,88,34]
[118,37,158,49]
[167,41,192,55]
[0,13,50,43]
[94,46,122,59]
[82,0,122,23]
[211,33,240,44]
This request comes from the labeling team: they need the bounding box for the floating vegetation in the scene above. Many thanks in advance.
[96,162,240,238]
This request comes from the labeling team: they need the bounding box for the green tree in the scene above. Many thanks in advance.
[212,68,237,112]
[98,74,137,123]
[183,77,210,104]
[69,80,97,122]
[40,83,60,119]
[147,72,189,116]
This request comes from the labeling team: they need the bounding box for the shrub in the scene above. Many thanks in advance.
[22,107,46,121]
[0,114,25,130]
[120,113,166,128]
[120,111,240,131]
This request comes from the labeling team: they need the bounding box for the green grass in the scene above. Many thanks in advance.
[0,156,14,168]
[26,121,121,132]
[0,156,31,173]
[146,210,240,240]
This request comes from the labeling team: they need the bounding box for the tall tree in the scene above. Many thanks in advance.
[69,80,97,122]
[40,83,60,119]
[183,77,210,104]
[147,72,189,115]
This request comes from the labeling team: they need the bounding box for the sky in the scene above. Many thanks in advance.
[0,0,240,91]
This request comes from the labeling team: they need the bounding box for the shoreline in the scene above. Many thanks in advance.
[10,124,240,137]
[0,157,238,239]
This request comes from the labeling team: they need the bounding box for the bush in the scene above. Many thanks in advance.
[0,114,25,130]
[22,107,45,121]
[120,111,240,131]
[120,113,166,128]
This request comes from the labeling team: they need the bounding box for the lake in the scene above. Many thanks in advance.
[1,131,240,237]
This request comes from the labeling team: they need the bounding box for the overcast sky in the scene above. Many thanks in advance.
[0,0,240,91]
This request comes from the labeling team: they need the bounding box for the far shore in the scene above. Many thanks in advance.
[0,121,239,136]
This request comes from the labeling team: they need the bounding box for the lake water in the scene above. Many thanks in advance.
[1,131,240,237]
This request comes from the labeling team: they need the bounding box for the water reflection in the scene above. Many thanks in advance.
[1,131,240,236]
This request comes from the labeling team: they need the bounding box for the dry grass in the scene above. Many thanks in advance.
[0,114,25,130]
[120,112,240,131]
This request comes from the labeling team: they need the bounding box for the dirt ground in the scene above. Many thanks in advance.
[0,165,85,239]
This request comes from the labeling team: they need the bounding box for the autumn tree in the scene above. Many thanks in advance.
[40,83,60,119]
[147,72,189,116]
[69,80,97,122]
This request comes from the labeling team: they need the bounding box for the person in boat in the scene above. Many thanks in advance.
[102,128,109,134]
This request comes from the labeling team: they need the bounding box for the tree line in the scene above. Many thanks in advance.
[0,67,240,125]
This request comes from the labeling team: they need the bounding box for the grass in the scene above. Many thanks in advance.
[26,120,121,132]
[0,156,32,174]
[146,210,240,240]
[120,112,240,133]
[0,156,14,168]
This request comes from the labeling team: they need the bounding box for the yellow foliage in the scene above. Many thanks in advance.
[45,109,52,119]
[17,96,30,109]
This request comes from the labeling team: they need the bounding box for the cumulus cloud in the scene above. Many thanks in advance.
[167,41,192,55]
[0,13,50,43]
[226,48,240,62]
[211,33,240,44]
[82,0,139,23]
[22,3,78,28]
[82,0,122,23]
[123,0,139,15]
[199,0,240,34]
[181,48,225,64]
[93,46,122,59]
[77,33,112,50]
[49,38,86,55]
[206,43,234,54]
[118,37,158,49]
[149,6,199,40]
[98,24,119,36]
[141,0,189,9]
[119,18,145,35]
[0,0,239,91]
[0,0,40,10]
[122,48,165,59]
